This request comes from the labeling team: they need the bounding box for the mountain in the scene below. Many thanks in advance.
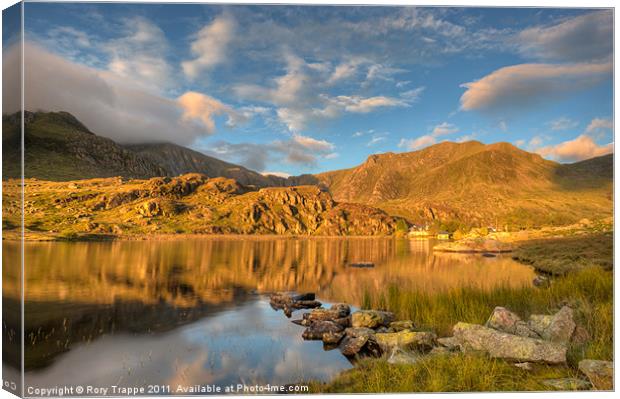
[3,111,166,181]
[314,141,613,227]
[126,142,290,187]
[2,111,297,187]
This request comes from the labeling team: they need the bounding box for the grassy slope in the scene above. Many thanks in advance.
[311,234,613,392]
[315,141,613,228]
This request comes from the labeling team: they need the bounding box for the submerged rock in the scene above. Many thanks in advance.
[452,322,567,364]
[374,330,436,352]
[542,378,591,391]
[578,359,613,390]
[485,307,539,338]
[351,310,395,329]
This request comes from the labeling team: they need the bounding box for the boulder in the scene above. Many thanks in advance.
[452,322,567,364]
[345,327,375,338]
[578,359,613,390]
[571,324,591,345]
[322,331,345,345]
[290,300,322,309]
[428,346,451,356]
[437,336,460,351]
[528,306,576,343]
[485,307,539,338]
[351,310,395,329]
[330,303,351,316]
[387,348,420,365]
[533,275,550,288]
[374,330,436,352]
[304,308,347,322]
[333,316,352,328]
[302,321,344,340]
[339,335,382,358]
[542,378,591,391]
[388,320,415,332]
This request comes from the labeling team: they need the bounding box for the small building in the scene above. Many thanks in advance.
[437,231,452,240]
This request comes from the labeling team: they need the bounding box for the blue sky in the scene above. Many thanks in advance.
[4,3,613,176]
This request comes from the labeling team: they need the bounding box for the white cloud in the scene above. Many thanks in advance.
[103,17,174,91]
[585,117,613,135]
[292,134,334,152]
[518,11,612,62]
[431,122,459,136]
[4,42,230,145]
[177,91,242,134]
[182,15,235,79]
[548,117,579,131]
[329,95,408,113]
[535,134,612,162]
[460,62,612,111]
[398,135,437,151]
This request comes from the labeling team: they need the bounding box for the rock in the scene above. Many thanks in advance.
[374,330,436,352]
[351,310,395,329]
[345,327,375,338]
[528,306,576,343]
[290,300,322,309]
[542,378,591,390]
[330,303,351,316]
[304,307,349,322]
[387,347,420,365]
[339,335,369,356]
[533,275,550,287]
[578,359,613,390]
[514,362,533,371]
[485,307,539,338]
[291,319,304,326]
[429,346,451,356]
[388,320,415,332]
[437,336,460,351]
[482,253,496,258]
[302,321,344,340]
[333,316,351,328]
[571,324,591,345]
[349,262,374,268]
[322,331,345,345]
[452,322,567,364]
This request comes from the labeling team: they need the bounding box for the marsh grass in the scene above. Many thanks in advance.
[314,234,613,393]
[310,353,582,393]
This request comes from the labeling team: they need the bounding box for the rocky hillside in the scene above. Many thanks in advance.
[3,111,167,180]
[125,142,292,188]
[315,141,613,227]
[3,174,402,240]
[2,111,296,187]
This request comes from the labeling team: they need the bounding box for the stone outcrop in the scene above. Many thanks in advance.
[452,322,567,364]
[485,307,539,338]
[527,306,576,343]
[374,330,436,352]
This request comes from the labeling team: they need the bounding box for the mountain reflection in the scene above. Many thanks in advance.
[3,237,535,374]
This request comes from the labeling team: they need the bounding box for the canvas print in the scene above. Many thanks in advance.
[1,1,614,396]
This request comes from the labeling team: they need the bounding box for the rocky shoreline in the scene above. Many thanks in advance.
[269,292,613,391]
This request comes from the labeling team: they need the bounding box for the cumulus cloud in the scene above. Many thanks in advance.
[535,134,612,162]
[177,91,243,133]
[3,42,232,145]
[182,15,235,79]
[460,62,612,111]
[518,11,612,62]
[328,95,408,114]
[203,133,335,171]
[431,122,459,136]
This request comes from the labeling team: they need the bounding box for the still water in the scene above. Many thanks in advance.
[3,237,535,392]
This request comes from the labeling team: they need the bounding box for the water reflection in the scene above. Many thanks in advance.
[2,237,535,391]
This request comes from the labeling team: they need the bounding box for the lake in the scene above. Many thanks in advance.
[3,237,535,394]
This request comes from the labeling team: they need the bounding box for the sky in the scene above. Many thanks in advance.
[2,3,614,176]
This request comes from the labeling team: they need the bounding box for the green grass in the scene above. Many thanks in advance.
[512,232,613,275]
[310,353,582,393]
[314,234,613,392]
